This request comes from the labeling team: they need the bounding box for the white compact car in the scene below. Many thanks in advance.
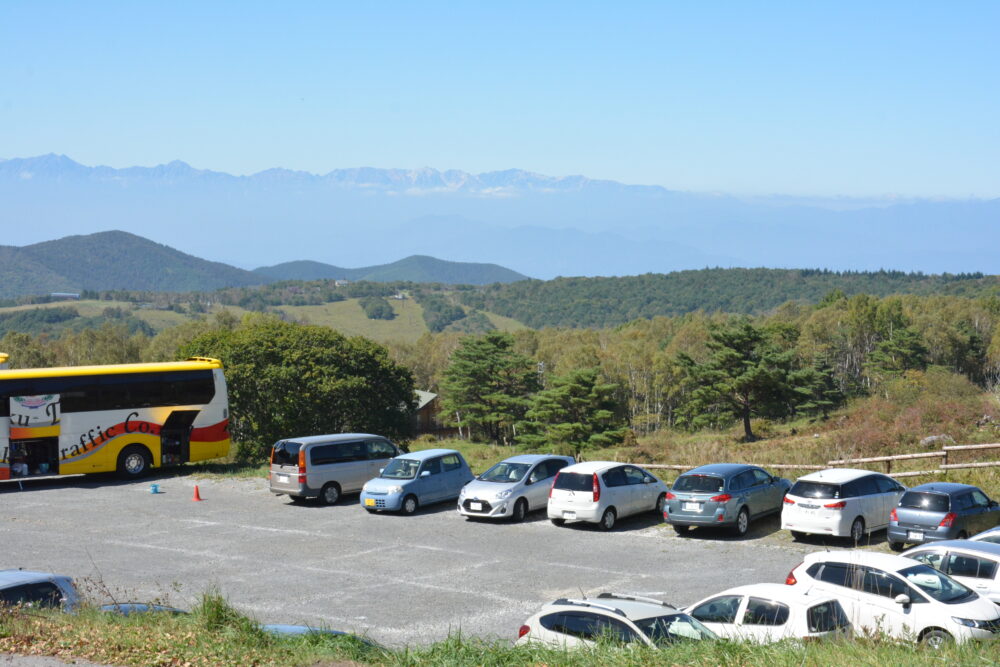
[458,454,574,521]
[547,461,669,531]
[781,468,905,542]
[785,551,1000,647]
[516,593,716,649]
[903,540,1000,606]
[685,583,851,643]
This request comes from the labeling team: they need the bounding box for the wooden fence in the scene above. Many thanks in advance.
[638,443,1000,480]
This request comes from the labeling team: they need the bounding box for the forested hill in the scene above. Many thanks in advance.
[457,269,997,328]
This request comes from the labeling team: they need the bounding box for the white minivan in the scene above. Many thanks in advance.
[781,468,906,542]
[269,433,401,505]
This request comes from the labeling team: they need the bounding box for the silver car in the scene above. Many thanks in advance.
[888,482,1000,551]
[664,463,791,537]
[458,454,574,522]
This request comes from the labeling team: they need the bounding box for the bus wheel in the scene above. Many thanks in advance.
[117,445,151,480]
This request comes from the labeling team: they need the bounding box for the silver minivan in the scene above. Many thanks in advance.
[269,433,401,505]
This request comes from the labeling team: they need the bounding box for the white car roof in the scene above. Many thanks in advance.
[692,582,836,608]
[803,550,918,573]
[794,468,882,484]
[559,461,625,474]
[542,594,679,621]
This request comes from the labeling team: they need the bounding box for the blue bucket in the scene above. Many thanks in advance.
[150,483,160,494]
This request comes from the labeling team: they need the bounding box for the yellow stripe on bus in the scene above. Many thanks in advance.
[0,357,222,379]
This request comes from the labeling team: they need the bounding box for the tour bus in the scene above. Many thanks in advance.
[0,354,229,480]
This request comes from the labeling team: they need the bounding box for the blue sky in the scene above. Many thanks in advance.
[2,1,998,197]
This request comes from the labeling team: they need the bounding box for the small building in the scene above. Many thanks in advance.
[413,390,457,437]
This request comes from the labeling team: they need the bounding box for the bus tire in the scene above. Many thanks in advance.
[117,445,151,480]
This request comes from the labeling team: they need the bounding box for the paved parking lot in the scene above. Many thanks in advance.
[3,472,841,647]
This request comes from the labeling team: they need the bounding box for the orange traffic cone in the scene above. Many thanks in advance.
[192,485,203,502]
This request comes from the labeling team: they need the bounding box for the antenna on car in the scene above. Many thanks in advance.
[578,586,587,600]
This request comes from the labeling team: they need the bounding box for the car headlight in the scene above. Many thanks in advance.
[952,616,992,629]
[459,486,467,498]
[387,485,403,494]
[362,483,369,492]
[496,489,513,500]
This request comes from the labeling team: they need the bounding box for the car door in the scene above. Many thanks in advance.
[417,457,445,502]
[438,454,466,499]
[366,438,398,481]
[688,594,746,639]
[942,551,1000,603]
[738,596,792,643]
[601,466,632,515]
[967,490,997,534]
[751,468,782,516]
[525,459,566,510]
[623,466,651,515]
[854,476,885,530]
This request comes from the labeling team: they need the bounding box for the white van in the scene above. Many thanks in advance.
[781,468,905,542]
[269,433,401,505]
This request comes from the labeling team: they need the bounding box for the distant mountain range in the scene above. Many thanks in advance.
[0,231,528,299]
[2,154,999,278]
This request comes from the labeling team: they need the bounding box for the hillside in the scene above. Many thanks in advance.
[253,255,528,285]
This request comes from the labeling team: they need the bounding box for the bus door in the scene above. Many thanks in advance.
[8,394,61,476]
[160,410,199,465]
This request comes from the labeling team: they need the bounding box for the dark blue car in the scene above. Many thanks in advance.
[888,482,1000,551]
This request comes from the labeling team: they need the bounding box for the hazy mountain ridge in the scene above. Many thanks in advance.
[254,255,527,285]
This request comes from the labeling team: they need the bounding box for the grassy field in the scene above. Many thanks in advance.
[280,298,429,342]
[1,597,997,667]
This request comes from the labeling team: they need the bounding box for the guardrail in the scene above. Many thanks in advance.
[636,442,1000,479]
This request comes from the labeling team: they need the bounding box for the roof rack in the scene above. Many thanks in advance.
[597,592,676,609]
[553,598,626,617]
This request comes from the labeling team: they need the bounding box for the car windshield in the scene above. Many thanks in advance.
[899,564,976,604]
[673,474,724,493]
[271,440,301,466]
[479,462,531,483]
[381,458,420,479]
[633,613,716,647]
[789,480,841,499]
[974,531,1000,545]
[899,491,950,512]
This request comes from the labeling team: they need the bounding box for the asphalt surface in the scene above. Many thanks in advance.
[2,472,830,648]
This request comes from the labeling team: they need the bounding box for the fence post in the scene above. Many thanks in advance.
[886,459,891,475]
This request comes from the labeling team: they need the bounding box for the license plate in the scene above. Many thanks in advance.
[277,475,288,483]
[800,504,820,510]
[563,510,576,519]
[908,530,924,541]
[683,502,702,512]
[365,498,376,507]
[470,501,482,511]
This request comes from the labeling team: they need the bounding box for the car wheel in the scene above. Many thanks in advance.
[319,483,341,506]
[117,445,151,480]
[401,495,418,515]
[889,541,905,552]
[654,493,666,515]
[790,530,806,541]
[674,524,691,536]
[920,628,952,650]
[599,508,617,531]
[734,507,750,537]
[850,517,865,544]
[511,498,528,523]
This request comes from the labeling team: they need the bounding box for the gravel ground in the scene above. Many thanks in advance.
[2,472,869,648]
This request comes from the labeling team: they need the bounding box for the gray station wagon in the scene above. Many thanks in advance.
[888,482,1000,551]
[269,433,401,505]
[664,463,792,537]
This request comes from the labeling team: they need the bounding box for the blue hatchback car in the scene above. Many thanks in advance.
[360,448,474,515]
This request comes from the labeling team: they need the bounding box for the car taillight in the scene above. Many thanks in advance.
[710,494,732,503]
[785,562,802,585]
[550,473,559,498]
[939,512,957,528]
[890,507,898,522]
[518,624,530,639]
[665,491,676,500]
[592,473,600,502]
[783,496,795,505]
[297,448,307,484]
[824,501,847,509]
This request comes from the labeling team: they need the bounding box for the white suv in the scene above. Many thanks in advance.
[781,468,905,542]
[785,551,1000,647]
[515,593,716,649]
[547,461,668,530]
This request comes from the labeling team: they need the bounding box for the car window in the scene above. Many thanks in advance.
[546,459,571,478]
[540,611,638,642]
[907,550,946,571]
[482,461,530,483]
[623,466,646,485]
[875,476,900,494]
[953,494,973,512]
[441,454,462,472]
[602,467,628,488]
[807,600,849,633]
[789,481,842,499]
[900,491,950,512]
[946,554,998,579]
[970,490,991,508]
[381,458,419,479]
[860,567,910,599]
[900,564,975,603]
[422,458,442,475]
[854,476,880,496]
[689,595,742,624]
[731,471,756,491]
[674,474,724,493]
[810,562,858,589]
[271,440,301,466]
[632,613,716,645]
[742,598,789,626]
[752,469,773,485]
[367,439,396,460]
[974,532,1000,545]
[310,441,366,466]
[0,582,63,608]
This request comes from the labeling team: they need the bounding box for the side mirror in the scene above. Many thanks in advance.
[378,468,385,474]
[420,470,431,477]
[894,594,911,606]
[990,500,998,508]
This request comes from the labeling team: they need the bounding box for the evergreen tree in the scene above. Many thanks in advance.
[440,332,539,444]
[518,368,627,455]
